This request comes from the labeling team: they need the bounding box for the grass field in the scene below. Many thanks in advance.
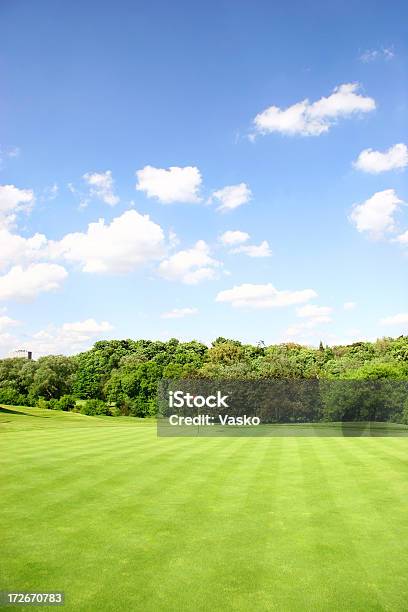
[1,406,408,611]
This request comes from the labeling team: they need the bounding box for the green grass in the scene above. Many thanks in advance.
[1,406,408,611]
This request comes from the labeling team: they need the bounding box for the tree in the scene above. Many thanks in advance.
[30,356,77,400]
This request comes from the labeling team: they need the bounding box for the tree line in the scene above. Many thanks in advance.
[0,336,407,418]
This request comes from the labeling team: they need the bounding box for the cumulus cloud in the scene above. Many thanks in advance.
[159,240,220,284]
[210,183,251,211]
[219,230,271,257]
[61,319,113,333]
[380,313,408,326]
[161,307,199,319]
[0,208,167,283]
[30,319,114,357]
[216,283,317,309]
[349,189,404,238]
[0,264,67,301]
[0,229,48,271]
[343,301,356,311]
[231,240,272,258]
[354,143,408,174]
[83,170,119,206]
[253,83,375,137]
[53,210,165,274]
[219,230,250,245]
[136,165,202,203]
[0,184,35,228]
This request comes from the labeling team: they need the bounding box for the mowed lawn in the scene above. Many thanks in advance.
[1,407,408,611]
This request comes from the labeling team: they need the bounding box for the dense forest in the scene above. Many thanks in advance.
[0,336,407,418]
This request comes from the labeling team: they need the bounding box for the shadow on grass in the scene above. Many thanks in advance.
[0,406,47,418]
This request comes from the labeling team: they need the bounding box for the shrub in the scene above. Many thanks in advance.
[36,397,49,410]
[401,398,408,425]
[36,397,60,410]
[127,396,157,417]
[48,398,60,410]
[80,399,110,416]
[0,386,27,406]
[108,405,121,417]
[57,394,76,411]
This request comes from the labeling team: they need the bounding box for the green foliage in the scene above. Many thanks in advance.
[343,361,408,380]
[30,355,77,400]
[207,340,244,365]
[80,398,110,416]
[0,385,27,406]
[401,398,408,425]
[57,394,77,411]
[0,358,37,400]
[0,335,407,419]
[35,397,60,410]
[36,398,49,410]
[73,340,139,399]
[48,398,60,410]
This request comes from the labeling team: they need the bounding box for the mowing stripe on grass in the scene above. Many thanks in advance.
[2,410,408,611]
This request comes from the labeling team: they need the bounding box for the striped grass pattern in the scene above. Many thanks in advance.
[1,406,408,611]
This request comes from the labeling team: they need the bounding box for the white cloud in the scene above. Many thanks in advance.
[286,318,330,338]
[349,189,404,238]
[354,143,408,174]
[161,307,199,319]
[0,146,20,169]
[0,332,18,356]
[220,230,271,257]
[61,319,113,333]
[0,315,19,332]
[231,240,272,258]
[343,301,356,311]
[219,230,250,245]
[136,165,202,203]
[53,209,165,274]
[210,183,251,211]
[216,283,317,309]
[0,317,114,358]
[296,304,332,318]
[83,170,119,206]
[380,312,408,326]
[0,229,48,271]
[0,184,35,228]
[159,240,220,284]
[395,230,408,246]
[360,47,395,63]
[68,182,89,209]
[286,304,333,337]
[0,264,67,302]
[253,83,375,137]
[7,146,20,158]
[168,229,180,248]
[42,183,59,201]
[30,319,114,357]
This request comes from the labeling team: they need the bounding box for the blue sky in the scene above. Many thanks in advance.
[0,0,407,356]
